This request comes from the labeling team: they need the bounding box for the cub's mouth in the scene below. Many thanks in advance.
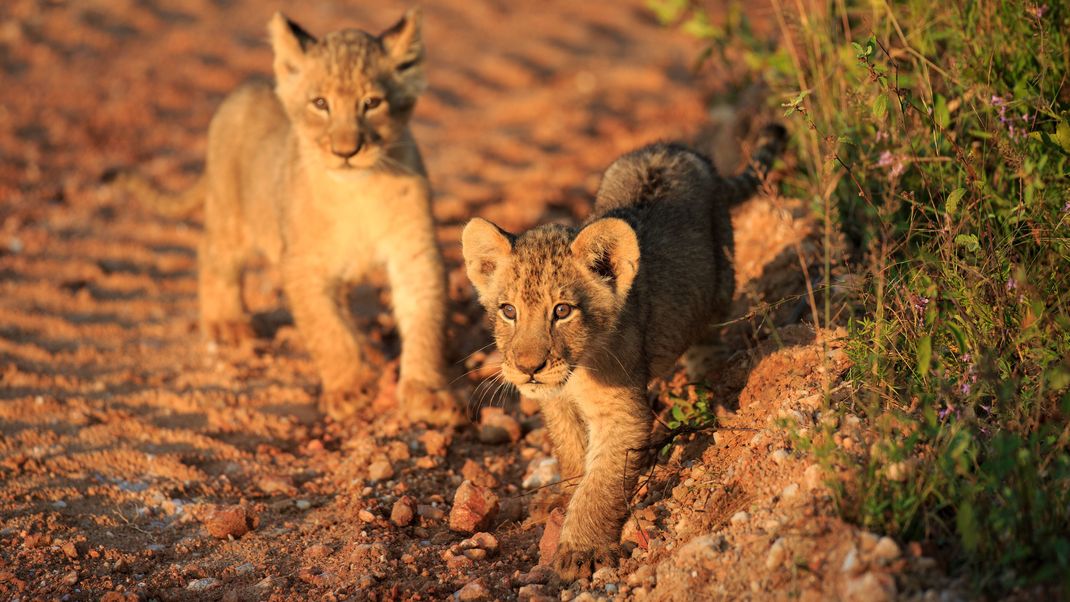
[503,362,571,400]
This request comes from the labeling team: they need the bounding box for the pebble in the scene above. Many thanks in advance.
[358,508,376,522]
[61,541,78,559]
[256,475,296,495]
[461,458,499,488]
[478,407,522,444]
[873,536,901,561]
[841,547,863,575]
[305,544,331,559]
[391,496,416,527]
[843,571,897,602]
[368,459,395,482]
[449,480,500,533]
[295,499,312,510]
[730,511,750,525]
[417,504,445,521]
[235,562,255,575]
[456,578,490,600]
[538,508,565,564]
[766,538,787,569]
[201,504,253,539]
[803,464,825,490]
[780,483,800,500]
[420,430,452,457]
[61,570,78,585]
[187,578,221,592]
[770,449,790,465]
[521,457,561,489]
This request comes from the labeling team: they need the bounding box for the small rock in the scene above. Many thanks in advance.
[449,480,500,533]
[348,542,390,566]
[61,541,78,559]
[538,508,565,564]
[770,449,790,465]
[187,577,221,592]
[522,457,561,489]
[420,430,452,457]
[859,532,879,552]
[766,538,787,569]
[885,458,916,482]
[256,475,296,495]
[872,537,901,562]
[416,504,445,521]
[305,544,331,560]
[518,583,549,600]
[61,570,78,585]
[201,505,254,539]
[461,458,499,488]
[803,464,825,490]
[843,571,897,602]
[391,496,416,527]
[456,578,490,600]
[479,407,522,444]
[457,532,499,554]
[781,483,800,500]
[516,564,555,585]
[295,499,312,510]
[730,511,750,525]
[368,459,395,482]
[841,547,863,575]
[235,562,255,576]
[591,566,617,585]
[358,508,376,522]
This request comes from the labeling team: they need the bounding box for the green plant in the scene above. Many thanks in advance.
[653,0,1070,594]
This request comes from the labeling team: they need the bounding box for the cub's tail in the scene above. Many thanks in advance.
[104,169,206,218]
[714,123,787,207]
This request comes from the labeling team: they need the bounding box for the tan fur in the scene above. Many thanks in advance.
[462,129,785,579]
[120,10,458,424]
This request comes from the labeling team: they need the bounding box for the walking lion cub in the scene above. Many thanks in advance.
[461,126,786,578]
[117,10,457,423]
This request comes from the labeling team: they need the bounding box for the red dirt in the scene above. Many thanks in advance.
[0,1,946,600]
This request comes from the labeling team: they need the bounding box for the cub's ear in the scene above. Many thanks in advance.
[380,8,424,73]
[571,218,640,303]
[462,218,514,303]
[269,13,316,80]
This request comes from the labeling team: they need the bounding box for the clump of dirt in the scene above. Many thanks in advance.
[0,1,955,600]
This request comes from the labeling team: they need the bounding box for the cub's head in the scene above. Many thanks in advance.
[461,218,640,399]
[268,10,426,173]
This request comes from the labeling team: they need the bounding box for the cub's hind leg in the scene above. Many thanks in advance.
[198,188,254,344]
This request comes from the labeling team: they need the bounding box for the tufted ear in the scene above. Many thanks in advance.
[462,218,514,304]
[380,8,424,73]
[269,12,316,82]
[571,218,640,303]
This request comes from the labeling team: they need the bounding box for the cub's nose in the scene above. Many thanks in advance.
[515,356,548,377]
[331,139,363,159]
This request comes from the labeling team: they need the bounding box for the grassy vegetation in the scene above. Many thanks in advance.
[652,0,1070,594]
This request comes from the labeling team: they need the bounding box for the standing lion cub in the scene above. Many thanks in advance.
[118,9,457,424]
[461,126,786,579]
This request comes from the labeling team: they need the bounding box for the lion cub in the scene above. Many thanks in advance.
[119,10,456,423]
[461,126,786,579]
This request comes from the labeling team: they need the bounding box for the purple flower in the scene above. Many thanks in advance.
[960,381,972,395]
[1029,3,1048,19]
[1006,277,1018,291]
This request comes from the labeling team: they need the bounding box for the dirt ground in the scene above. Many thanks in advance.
[0,1,948,600]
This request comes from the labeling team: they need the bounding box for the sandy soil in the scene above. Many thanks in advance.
[0,1,940,600]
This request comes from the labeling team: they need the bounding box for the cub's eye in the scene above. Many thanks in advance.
[363,97,383,111]
[311,97,329,112]
[553,303,573,320]
[499,304,517,321]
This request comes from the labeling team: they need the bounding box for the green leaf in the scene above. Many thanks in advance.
[934,95,950,129]
[954,234,979,253]
[946,188,965,216]
[917,335,932,377]
[647,0,688,25]
[671,404,687,423]
[1055,119,1070,153]
[872,93,888,120]
[681,11,719,39]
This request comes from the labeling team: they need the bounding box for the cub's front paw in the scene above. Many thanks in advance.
[203,319,255,345]
[397,379,466,426]
[553,541,621,581]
